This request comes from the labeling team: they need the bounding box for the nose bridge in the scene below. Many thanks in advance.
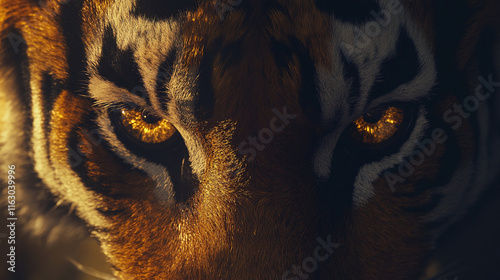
[182,0,333,184]
[165,3,335,276]
[212,37,315,184]
[210,12,303,130]
[218,37,307,160]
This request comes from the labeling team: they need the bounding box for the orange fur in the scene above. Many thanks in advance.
[1,0,498,279]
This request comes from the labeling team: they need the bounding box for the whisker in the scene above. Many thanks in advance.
[67,257,117,280]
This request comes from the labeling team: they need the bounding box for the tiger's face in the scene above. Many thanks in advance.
[1,0,500,279]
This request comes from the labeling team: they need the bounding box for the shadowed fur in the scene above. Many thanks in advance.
[1,0,499,279]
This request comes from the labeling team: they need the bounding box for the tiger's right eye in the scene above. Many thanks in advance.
[351,106,405,145]
[343,105,418,151]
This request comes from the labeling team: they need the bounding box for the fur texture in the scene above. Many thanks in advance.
[1,0,499,279]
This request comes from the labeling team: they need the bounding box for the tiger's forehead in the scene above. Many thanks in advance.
[182,0,332,68]
[85,0,435,132]
[84,0,333,65]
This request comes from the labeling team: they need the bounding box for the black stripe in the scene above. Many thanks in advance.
[270,38,294,75]
[97,208,126,217]
[218,39,244,70]
[291,37,322,123]
[59,0,87,93]
[40,72,64,147]
[314,0,380,24]
[156,48,177,112]
[368,30,420,102]
[317,144,356,220]
[133,0,197,20]
[195,36,221,120]
[97,26,150,105]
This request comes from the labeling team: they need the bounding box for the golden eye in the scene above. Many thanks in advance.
[351,106,405,145]
[119,108,176,144]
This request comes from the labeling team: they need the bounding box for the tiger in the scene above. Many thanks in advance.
[1,0,500,279]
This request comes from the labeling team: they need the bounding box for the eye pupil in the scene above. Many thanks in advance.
[363,111,383,124]
[142,113,161,124]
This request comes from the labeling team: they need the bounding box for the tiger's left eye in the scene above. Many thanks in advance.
[350,106,405,145]
[119,108,176,144]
